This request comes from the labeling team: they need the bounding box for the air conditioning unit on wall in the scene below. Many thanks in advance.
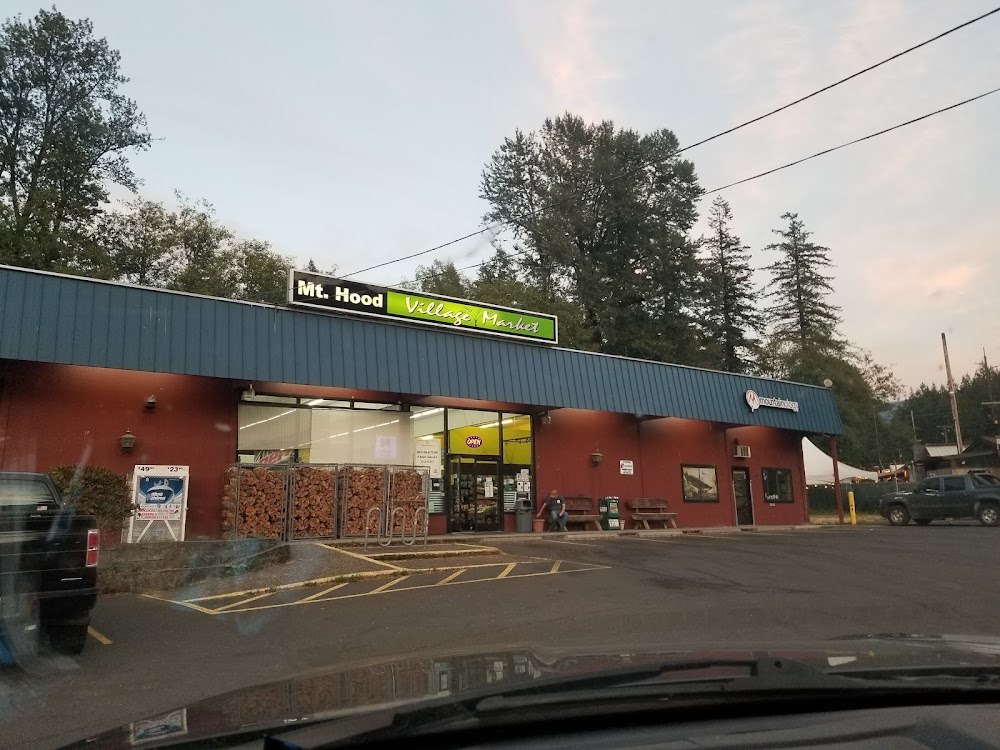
[734,444,751,459]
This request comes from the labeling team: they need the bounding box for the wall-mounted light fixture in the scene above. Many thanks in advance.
[590,450,604,466]
[120,429,137,454]
[241,384,256,401]
[540,412,552,425]
[145,395,157,411]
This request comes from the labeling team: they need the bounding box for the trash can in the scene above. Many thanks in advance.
[514,498,534,532]
[599,496,622,530]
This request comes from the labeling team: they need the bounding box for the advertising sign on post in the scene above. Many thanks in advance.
[127,465,189,543]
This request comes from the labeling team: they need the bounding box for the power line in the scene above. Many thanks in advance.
[341,5,1000,280]
[704,86,1000,195]
[397,85,1000,286]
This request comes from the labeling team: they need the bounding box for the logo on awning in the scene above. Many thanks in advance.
[746,389,799,413]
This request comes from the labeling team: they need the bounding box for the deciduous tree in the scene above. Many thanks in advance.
[0,8,151,270]
[480,113,703,362]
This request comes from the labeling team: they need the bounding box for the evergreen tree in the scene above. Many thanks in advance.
[698,197,762,373]
[763,212,841,357]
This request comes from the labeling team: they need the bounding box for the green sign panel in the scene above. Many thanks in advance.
[287,270,558,344]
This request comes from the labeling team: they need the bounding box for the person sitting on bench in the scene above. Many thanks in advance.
[537,489,568,532]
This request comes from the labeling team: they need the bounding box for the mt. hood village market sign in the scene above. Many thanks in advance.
[288,270,558,344]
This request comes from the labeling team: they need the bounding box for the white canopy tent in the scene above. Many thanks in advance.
[802,437,878,485]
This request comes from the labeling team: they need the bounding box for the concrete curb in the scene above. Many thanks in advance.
[311,524,827,549]
[367,547,501,560]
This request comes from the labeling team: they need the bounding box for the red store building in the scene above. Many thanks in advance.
[0,266,843,538]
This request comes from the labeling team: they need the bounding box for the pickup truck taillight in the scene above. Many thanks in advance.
[86,529,100,567]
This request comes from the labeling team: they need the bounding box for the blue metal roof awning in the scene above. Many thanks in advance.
[0,266,843,434]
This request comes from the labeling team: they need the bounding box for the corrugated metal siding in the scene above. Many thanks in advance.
[0,267,843,434]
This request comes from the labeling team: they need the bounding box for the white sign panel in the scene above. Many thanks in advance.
[620,460,634,475]
[745,389,799,413]
[127,465,189,543]
[375,434,397,460]
[414,438,442,478]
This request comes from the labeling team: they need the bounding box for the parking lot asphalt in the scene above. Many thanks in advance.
[4,523,1000,749]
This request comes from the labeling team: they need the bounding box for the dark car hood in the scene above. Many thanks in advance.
[65,634,1000,749]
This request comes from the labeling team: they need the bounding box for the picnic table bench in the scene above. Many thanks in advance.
[626,498,678,529]
[562,496,603,531]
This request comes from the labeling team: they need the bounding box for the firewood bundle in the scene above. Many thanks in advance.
[222,466,238,535]
[388,468,428,535]
[222,466,288,539]
[291,467,336,538]
[339,466,387,536]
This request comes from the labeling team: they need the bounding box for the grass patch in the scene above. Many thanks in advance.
[810,512,883,525]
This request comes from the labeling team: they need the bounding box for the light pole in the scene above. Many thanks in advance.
[823,379,845,524]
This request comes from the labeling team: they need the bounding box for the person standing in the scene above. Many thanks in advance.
[537,489,568,532]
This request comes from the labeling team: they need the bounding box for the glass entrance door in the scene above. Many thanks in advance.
[732,467,754,526]
[448,457,501,532]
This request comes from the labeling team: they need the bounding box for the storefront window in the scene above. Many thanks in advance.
[446,410,501,455]
[501,413,533,513]
[238,405,311,462]
[682,465,719,503]
[762,468,794,503]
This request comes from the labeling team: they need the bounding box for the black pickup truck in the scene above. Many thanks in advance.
[1,471,100,661]
[879,472,1000,527]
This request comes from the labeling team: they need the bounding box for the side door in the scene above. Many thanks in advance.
[909,477,943,517]
[939,475,973,518]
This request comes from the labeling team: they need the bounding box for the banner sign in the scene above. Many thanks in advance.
[288,270,558,344]
[127,465,189,543]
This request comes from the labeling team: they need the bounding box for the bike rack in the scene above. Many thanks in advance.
[400,507,429,547]
[363,506,385,552]
[364,505,429,551]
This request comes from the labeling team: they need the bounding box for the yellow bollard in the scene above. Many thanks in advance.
[848,491,857,526]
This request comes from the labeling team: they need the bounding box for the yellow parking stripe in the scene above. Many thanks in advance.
[316,543,404,570]
[297,582,349,603]
[214,591,275,612]
[367,576,407,595]
[219,565,610,614]
[550,560,562,573]
[180,569,402,603]
[87,626,112,645]
[436,569,467,585]
[496,563,517,579]
[142,592,221,615]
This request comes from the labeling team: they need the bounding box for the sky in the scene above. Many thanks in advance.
[8,0,999,388]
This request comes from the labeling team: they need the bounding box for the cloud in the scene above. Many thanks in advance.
[511,0,619,121]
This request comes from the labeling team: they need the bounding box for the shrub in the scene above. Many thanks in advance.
[48,465,134,529]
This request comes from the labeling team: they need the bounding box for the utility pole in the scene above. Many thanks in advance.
[872,405,884,469]
[941,332,964,452]
[910,409,918,441]
[984,349,999,436]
